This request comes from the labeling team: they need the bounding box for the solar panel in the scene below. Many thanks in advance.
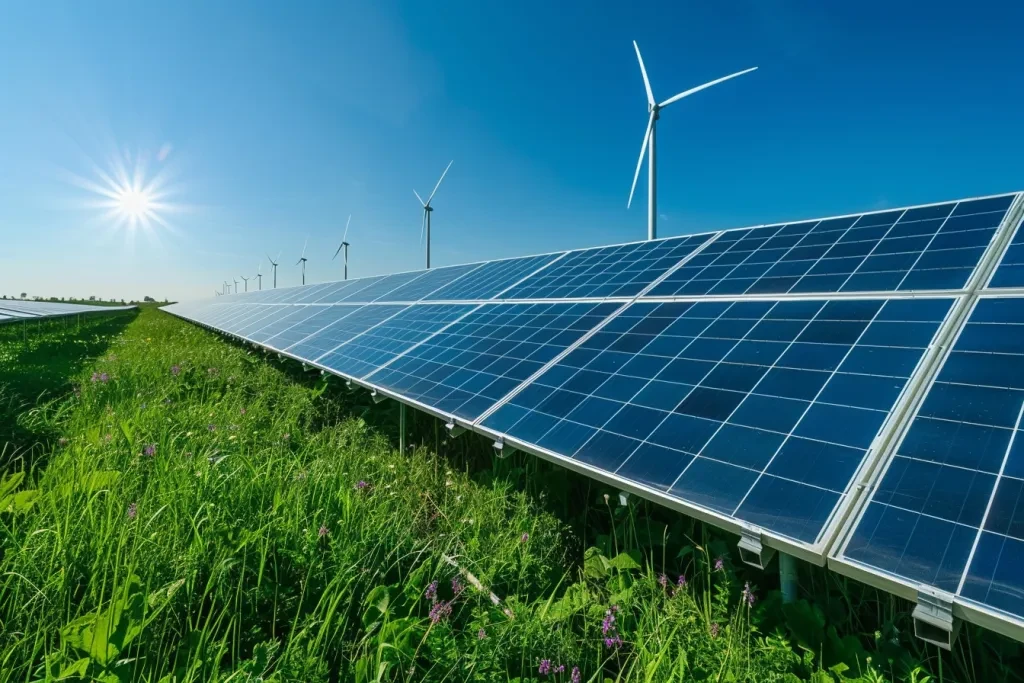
[836,295,1024,624]
[335,271,429,303]
[987,197,1024,289]
[426,253,564,301]
[365,301,622,421]
[648,197,1016,297]
[317,303,477,379]
[374,264,481,302]
[246,305,336,344]
[0,300,136,324]
[284,304,407,359]
[502,233,711,299]
[480,297,954,546]
[262,305,365,351]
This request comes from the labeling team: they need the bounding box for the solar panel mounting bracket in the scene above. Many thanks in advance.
[492,437,516,459]
[445,420,466,438]
[371,389,387,404]
[617,491,631,506]
[737,527,776,571]
[912,588,959,650]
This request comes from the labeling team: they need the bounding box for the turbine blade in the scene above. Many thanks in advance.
[426,160,453,204]
[333,241,344,260]
[419,210,425,244]
[627,111,655,209]
[414,189,425,206]
[658,67,758,108]
[342,214,351,243]
[633,41,655,106]
[301,237,308,259]
[295,257,302,266]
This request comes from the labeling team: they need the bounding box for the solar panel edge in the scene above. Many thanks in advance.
[982,192,1024,290]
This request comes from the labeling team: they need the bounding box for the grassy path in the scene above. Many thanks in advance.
[0,307,1008,682]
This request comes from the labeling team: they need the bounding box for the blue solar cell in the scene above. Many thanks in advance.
[841,295,1024,623]
[247,306,332,343]
[261,305,364,350]
[317,304,475,379]
[337,272,428,302]
[375,264,481,302]
[483,296,953,544]
[987,195,1024,288]
[503,233,711,299]
[365,301,621,421]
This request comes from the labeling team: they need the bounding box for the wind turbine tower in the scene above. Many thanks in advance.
[240,275,249,292]
[414,160,453,269]
[267,252,280,288]
[333,215,352,280]
[256,263,263,291]
[627,41,757,240]
[233,278,239,294]
[296,237,309,285]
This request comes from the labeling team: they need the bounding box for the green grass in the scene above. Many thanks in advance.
[0,307,1021,682]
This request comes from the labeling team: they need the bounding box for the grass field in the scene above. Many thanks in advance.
[1,306,1021,682]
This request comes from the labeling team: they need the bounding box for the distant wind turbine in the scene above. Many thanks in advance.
[296,237,309,285]
[333,215,352,280]
[267,252,280,289]
[627,41,757,240]
[223,280,230,295]
[414,160,453,269]
[233,277,239,294]
[256,263,263,291]
[240,274,249,292]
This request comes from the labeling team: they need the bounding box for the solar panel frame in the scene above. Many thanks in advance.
[983,193,1024,290]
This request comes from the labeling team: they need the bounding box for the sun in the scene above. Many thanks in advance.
[117,187,153,221]
[60,146,183,240]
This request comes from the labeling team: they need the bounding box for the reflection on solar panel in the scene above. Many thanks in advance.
[366,302,621,420]
[837,296,1024,623]
[164,190,1024,642]
[318,303,476,378]
[503,233,711,299]
[649,197,1015,297]
[482,297,952,544]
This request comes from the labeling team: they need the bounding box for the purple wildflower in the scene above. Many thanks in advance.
[742,581,756,608]
[99,372,109,383]
[658,573,668,589]
[601,608,616,635]
[477,628,486,640]
[90,372,99,383]
[355,480,370,491]
[538,660,552,675]
[318,525,329,538]
[556,665,565,673]
[710,622,720,638]
[520,532,529,543]
[127,502,137,520]
[170,364,181,376]
[571,667,581,683]
[714,557,724,571]
[604,635,623,649]
[143,443,156,457]
[425,580,438,602]
[428,600,452,624]
[451,576,465,596]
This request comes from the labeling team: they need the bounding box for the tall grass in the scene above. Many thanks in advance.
[0,307,1019,681]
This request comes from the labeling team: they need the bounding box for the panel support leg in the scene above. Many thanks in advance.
[399,403,406,453]
[779,552,798,604]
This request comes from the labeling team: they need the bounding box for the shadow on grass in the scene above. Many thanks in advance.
[0,310,137,469]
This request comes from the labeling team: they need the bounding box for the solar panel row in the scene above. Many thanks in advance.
[164,191,1024,639]
[0,299,136,324]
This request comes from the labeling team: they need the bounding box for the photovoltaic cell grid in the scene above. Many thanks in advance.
[365,301,621,421]
[317,303,476,379]
[482,297,954,544]
[988,199,1024,288]
[503,233,711,299]
[841,296,1024,622]
[648,196,1015,297]
[286,304,406,360]
[0,300,135,318]
[262,305,365,351]
[428,253,564,301]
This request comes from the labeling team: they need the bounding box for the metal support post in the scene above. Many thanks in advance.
[779,552,798,604]
[399,403,406,453]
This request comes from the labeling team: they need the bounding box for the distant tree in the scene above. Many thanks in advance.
[144,296,155,302]
[121,298,125,304]
[88,295,96,301]
[20,292,26,299]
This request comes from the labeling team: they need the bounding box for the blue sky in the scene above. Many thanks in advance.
[0,1,1021,302]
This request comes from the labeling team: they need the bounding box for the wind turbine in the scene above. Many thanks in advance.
[240,275,249,292]
[223,280,230,295]
[333,215,352,280]
[256,263,263,291]
[296,237,309,285]
[233,277,239,294]
[414,160,453,269]
[267,252,280,289]
[627,41,757,240]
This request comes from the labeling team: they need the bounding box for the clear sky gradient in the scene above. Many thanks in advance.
[1,1,1021,302]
